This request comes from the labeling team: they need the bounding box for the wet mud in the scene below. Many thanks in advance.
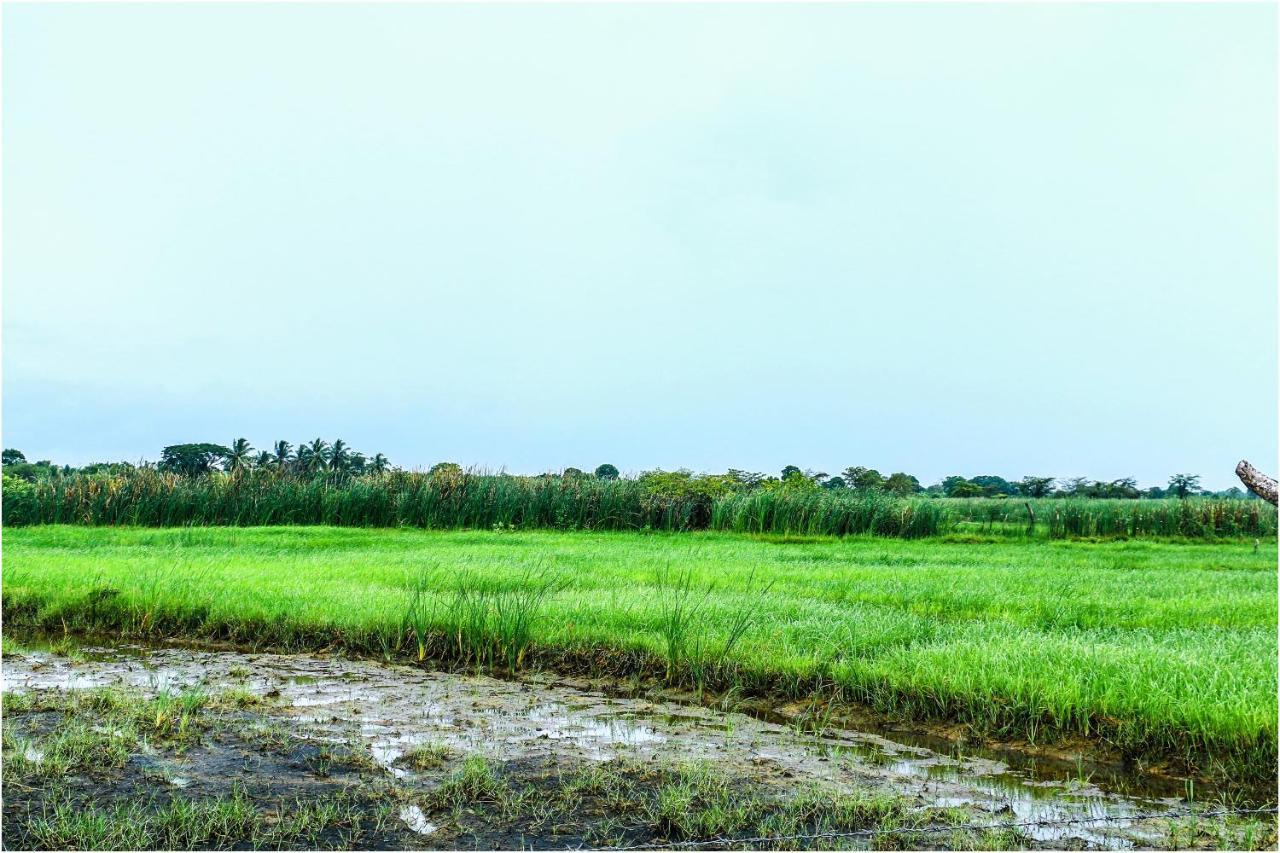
[1,641,1273,850]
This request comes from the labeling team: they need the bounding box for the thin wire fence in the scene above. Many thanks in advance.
[599,805,1279,851]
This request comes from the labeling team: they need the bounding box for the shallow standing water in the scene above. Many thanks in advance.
[0,641,1231,849]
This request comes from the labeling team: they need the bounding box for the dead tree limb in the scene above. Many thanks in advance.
[1235,460,1278,506]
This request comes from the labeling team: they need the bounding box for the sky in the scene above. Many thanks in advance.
[3,3,1276,489]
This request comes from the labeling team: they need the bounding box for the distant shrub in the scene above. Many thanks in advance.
[2,473,37,518]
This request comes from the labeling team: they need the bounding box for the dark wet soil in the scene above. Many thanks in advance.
[0,697,1007,851]
[2,705,405,849]
[1,641,1274,851]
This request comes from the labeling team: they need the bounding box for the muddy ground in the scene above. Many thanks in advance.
[1,641,1274,851]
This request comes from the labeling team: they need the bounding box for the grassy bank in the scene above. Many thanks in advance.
[4,469,1275,539]
[3,526,1276,779]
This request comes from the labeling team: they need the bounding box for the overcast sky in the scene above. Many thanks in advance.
[4,3,1276,488]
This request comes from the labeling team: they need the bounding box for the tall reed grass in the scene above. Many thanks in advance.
[3,469,1274,539]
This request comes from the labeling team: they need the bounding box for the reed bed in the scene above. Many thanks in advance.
[3,469,1274,539]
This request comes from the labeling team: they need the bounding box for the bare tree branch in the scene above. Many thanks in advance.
[1236,460,1278,506]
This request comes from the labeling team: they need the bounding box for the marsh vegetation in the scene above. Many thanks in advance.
[3,467,1274,539]
[5,526,1275,786]
[3,465,1275,849]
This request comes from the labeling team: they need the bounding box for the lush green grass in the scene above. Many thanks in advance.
[4,526,1275,778]
[5,469,1275,539]
[11,788,392,851]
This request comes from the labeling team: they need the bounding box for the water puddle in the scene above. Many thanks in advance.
[0,643,1220,849]
[398,804,438,836]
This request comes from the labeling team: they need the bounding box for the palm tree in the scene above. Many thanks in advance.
[254,451,273,468]
[225,438,254,473]
[327,439,350,473]
[348,452,367,474]
[305,438,329,472]
[296,443,314,474]
[272,440,293,470]
[370,453,390,475]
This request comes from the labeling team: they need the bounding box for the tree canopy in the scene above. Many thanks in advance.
[1168,473,1202,499]
[158,443,232,476]
[1,441,1247,501]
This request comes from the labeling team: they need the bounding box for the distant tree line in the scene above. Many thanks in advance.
[1,440,390,481]
[630,466,1247,500]
[0,445,1259,500]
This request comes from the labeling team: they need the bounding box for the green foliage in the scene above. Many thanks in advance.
[5,526,1276,776]
[843,466,885,491]
[326,439,350,472]
[78,462,136,477]
[1091,478,1141,499]
[762,470,822,494]
[1060,477,1092,496]
[637,469,736,526]
[158,443,232,476]
[714,488,949,538]
[726,469,766,488]
[1018,476,1056,498]
[949,481,985,498]
[2,473,37,516]
[1,460,61,482]
[1043,477,1144,499]
[1170,473,1203,499]
[0,467,711,532]
[444,568,561,669]
[969,475,1016,496]
[3,448,27,465]
[3,468,1274,540]
[298,438,329,474]
[594,463,620,481]
[882,472,922,495]
[272,440,293,469]
[224,438,254,472]
[13,785,382,850]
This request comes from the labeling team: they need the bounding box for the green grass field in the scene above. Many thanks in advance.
[3,526,1275,779]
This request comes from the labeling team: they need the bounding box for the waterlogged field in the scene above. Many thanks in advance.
[4,525,1275,785]
[6,644,1273,851]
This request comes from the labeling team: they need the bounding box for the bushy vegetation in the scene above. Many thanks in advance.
[3,467,1273,539]
[4,440,1259,499]
[5,527,1275,779]
[1,468,704,531]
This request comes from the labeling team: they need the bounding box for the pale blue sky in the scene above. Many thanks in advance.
[4,3,1276,488]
